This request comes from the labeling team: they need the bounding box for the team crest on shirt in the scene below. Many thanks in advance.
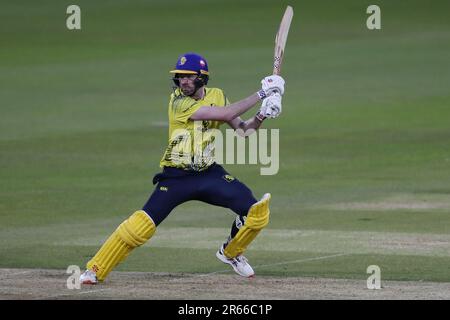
[180,56,187,65]
[223,175,235,182]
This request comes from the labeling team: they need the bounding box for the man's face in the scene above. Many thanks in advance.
[177,74,198,96]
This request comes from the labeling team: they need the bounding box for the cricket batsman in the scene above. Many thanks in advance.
[80,53,284,284]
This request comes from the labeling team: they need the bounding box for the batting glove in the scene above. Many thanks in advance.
[261,75,285,96]
[258,92,282,119]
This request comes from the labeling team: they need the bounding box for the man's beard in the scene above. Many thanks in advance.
[181,86,196,96]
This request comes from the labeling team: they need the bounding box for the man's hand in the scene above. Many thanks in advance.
[261,75,285,96]
[258,92,282,119]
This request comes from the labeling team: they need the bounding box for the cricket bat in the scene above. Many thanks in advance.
[273,6,294,75]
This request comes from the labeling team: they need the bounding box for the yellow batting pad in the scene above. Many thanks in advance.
[87,210,156,281]
[224,193,271,258]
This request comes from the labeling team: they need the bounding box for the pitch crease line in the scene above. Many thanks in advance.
[196,253,350,277]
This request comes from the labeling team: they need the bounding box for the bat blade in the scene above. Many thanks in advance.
[273,6,293,75]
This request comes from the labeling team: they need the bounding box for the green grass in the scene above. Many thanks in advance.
[1,0,450,282]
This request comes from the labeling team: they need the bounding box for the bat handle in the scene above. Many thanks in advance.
[273,55,283,75]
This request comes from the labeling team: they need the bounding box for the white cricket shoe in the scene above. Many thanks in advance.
[216,245,255,278]
[80,269,98,285]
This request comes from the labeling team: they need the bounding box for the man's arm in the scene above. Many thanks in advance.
[190,74,285,122]
[189,92,262,122]
[227,115,264,137]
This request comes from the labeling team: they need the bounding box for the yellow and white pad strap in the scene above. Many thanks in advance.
[87,210,156,281]
[224,193,271,258]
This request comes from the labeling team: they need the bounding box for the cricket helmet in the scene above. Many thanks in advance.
[170,53,209,87]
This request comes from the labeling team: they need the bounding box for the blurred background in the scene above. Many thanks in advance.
[1,0,449,281]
